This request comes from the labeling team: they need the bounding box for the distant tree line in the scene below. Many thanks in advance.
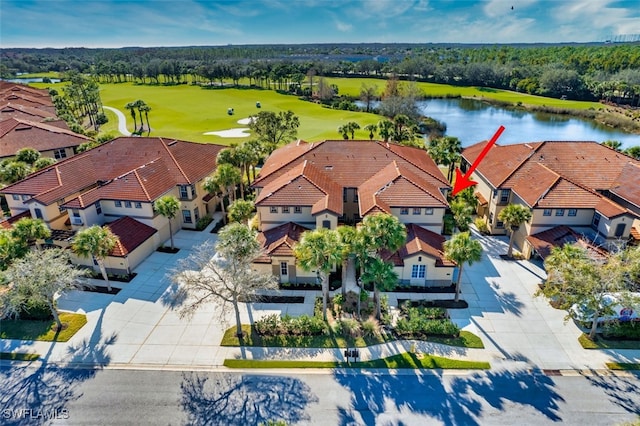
[2,43,640,104]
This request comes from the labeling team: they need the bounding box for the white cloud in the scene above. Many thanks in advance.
[335,20,353,32]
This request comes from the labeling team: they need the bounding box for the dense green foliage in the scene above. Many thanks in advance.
[3,43,639,103]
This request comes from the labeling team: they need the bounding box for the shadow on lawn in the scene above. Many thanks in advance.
[335,367,564,425]
[180,372,318,425]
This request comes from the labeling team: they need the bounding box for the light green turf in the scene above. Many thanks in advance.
[95,83,380,144]
[327,77,604,110]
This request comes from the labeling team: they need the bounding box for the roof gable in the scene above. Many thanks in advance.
[106,216,157,257]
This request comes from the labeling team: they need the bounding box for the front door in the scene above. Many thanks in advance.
[614,223,625,238]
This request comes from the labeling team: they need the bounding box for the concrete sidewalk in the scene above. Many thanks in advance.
[2,220,639,372]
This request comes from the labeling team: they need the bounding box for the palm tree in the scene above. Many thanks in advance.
[361,257,398,319]
[364,124,377,140]
[294,228,342,319]
[345,121,361,139]
[444,231,483,302]
[11,218,51,250]
[449,198,474,232]
[154,195,181,250]
[359,213,407,257]
[601,140,622,151]
[337,125,349,140]
[139,103,152,135]
[498,204,532,258]
[205,164,242,224]
[377,119,394,142]
[228,199,255,225]
[72,225,119,291]
[125,102,137,132]
[134,99,147,132]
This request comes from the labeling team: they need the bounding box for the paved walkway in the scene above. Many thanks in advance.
[2,221,639,372]
[103,106,132,136]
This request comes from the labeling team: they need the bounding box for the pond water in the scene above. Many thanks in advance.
[5,78,61,83]
[362,99,640,149]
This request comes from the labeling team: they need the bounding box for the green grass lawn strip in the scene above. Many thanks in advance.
[0,352,40,361]
[606,362,640,370]
[578,333,640,350]
[0,312,87,342]
[223,352,490,369]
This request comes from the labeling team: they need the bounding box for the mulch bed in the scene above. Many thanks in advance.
[157,246,180,254]
[81,285,121,295]
[240,295,305,303]
[397,299,469,309]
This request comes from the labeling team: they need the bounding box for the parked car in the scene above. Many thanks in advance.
[570,293,640,325]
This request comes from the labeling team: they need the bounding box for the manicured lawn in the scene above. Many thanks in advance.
[0,312,87,342]
[0,352,40,361]
[54,82,379,144]
[328,77,603,110]
[578,333,640,350]
[221,325,484,349]
[223,352,490,370]
[606,362,640,371]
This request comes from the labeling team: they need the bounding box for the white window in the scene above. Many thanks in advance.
[124,201,132,208]
[282,206,290,213]
[182,209,192,223]
[12,195,20,201]
[280,262,288,276]
[179,185,189,199]
[555,209,565,216]
[294,206,302,214]
[53,149,67,160]
[135,202,142,209]
[21,195,29,201]
[400,208,409,215]
[413,208,421,215]
[568,209,577,216]
[411,264,426,279]
[500,189,509,203]
[270,206,277,213]
[425,208,434,215]
[95,202,102,214]
[543,209,552,216]
[115,200,122,207]
[34,208,43,219]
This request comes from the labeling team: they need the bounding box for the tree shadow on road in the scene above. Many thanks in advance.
[335,367,564,425]
[180,372,318,426]
[580,369,640,415]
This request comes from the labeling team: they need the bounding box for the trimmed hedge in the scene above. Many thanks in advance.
[254,313,328,337]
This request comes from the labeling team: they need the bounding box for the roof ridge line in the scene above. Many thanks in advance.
[133,169,152,201]
[381,141,450,186]
[159,138,190,183]
[497,141,546,187]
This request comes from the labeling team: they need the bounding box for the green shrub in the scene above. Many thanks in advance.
[602,321,640,340]
[395,306,459,338]
[254,313,328,337]
[254,314,280,336]
[196,215,213,231]
[362,318,380,338]
[19,300,53,321]
[474,217,490,234]
[339,318,361,338]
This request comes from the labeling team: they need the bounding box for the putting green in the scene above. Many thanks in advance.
[96,83,381,144]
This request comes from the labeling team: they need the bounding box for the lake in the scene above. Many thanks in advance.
[362,99,640,149]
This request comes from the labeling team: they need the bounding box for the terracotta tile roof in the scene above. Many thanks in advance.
[383,223,455,267]
[631,226,640,242]
[358,161,448,216]
[0,102,55,121]
[0,210,32,229]
[255,160,343,215]
[0,82,50,98]
[525,225,580,259]
[105,216,157,257]
[475,191,488,206]
[1,137,224,206]
[254,140,450,216]
[0,117,89,158]
[610,162,640,209]
[0,92,53,109]
[254,140,450,191]
[462,140,542,187]
[255,222,310,263]
[526,225,609,260]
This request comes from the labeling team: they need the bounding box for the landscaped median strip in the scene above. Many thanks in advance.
[0,352,40,362]
[0,312,87,342]
[223,352,490,370]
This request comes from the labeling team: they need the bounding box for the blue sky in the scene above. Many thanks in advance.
[1,0,639,48]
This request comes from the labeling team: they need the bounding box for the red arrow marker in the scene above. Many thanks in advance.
[452,125,505,196]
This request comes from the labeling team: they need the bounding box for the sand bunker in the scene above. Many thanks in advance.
[204,128,251,138]
[237,117,255,125]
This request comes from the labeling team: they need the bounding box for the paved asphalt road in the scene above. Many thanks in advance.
[1,365,639,426]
